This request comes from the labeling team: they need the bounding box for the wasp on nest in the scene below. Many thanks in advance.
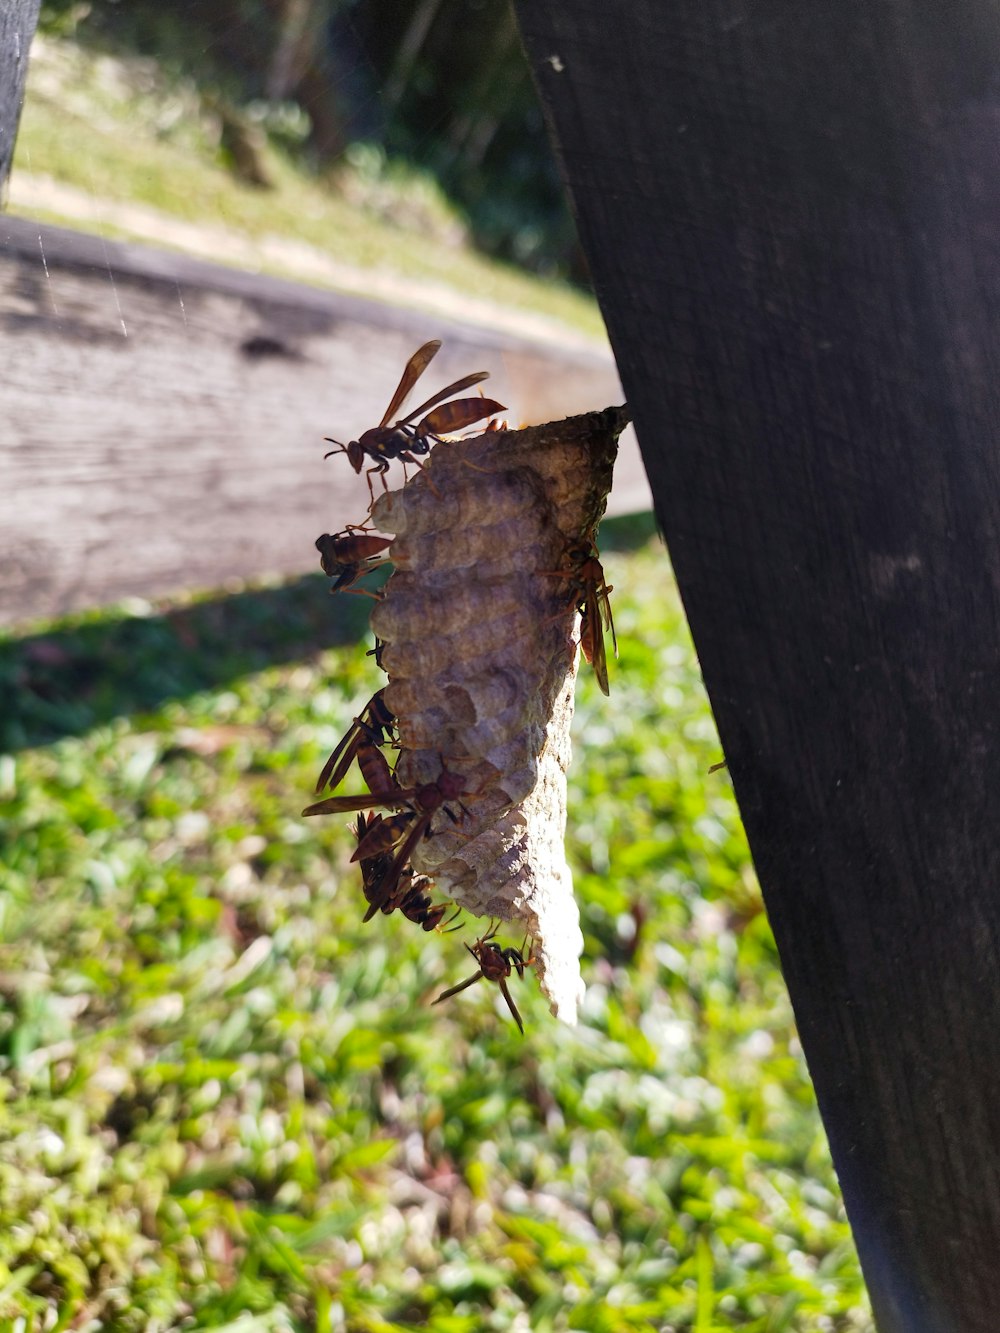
[307,340,629,1027]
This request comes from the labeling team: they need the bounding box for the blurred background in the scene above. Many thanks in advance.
[15,0,594,315]
[0,4,872,1329]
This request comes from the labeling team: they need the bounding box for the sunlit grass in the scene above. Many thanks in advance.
[0,545,871,1329]
[11,33,606,341]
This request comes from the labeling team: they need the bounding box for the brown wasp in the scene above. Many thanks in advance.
[303,757,471,919]
[324,340,506,502]
[354,814,461,932]
[314,689,396,795]
[354,812,409,922]
[315,529,392,595]
[543,540,617,696]
[397,879,462,933]
[433,921,535,1034]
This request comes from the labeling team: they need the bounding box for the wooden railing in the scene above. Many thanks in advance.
[0,215,648,627]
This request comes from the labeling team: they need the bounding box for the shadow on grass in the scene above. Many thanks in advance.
[599,511,662,552]
[0,573,377,753]
[1,518,660,755]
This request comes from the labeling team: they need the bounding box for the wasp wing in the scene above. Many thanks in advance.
[580,598,611,696]
[302,790,412,817]
[379,340,441,428]
[315,720,363,794]
[314,689,394,793]
[352,810,415,862]
[398,371,491,425]
[598,582,618,658]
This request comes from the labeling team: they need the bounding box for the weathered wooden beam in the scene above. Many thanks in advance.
[0,216,648,626]
[513,0,1000,1327]
[0,1,39,202]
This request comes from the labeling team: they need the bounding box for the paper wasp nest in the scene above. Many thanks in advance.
[369,405,630,1022]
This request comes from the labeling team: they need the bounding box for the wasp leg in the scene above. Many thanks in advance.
[433,969,484,1006]
[497,976,525,1035]
[401,450,442,499]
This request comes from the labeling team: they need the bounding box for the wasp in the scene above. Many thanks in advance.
[324,340,506,502]
[354,812,411,923]
[396,878,462,933]
[314,689,396,795]
[353,812,407,909]
[354,815,462,932]
[315,529,392,595]
[304,758,471,918]
[542,539,617,695]
[433,921,535,1034]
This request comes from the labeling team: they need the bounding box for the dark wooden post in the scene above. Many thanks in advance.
[512,1,1000,1328]
[0,0,40,203]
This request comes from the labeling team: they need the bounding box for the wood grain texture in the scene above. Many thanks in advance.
[514,0,1000,1327]
[0,1,39,197]
[0,215,648,626]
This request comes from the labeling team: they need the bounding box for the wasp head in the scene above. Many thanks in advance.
[346,440,365,473]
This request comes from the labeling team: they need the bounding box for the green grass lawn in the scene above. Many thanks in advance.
[6,30,866,1326]
[0,543,871,1331]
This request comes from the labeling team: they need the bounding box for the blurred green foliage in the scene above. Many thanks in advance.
[35,0,585,282]
[0,544,871,1328]
[15,23,605,339]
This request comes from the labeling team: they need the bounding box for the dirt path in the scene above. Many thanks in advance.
[9,171,607,353]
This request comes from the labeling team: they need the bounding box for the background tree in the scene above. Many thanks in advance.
[0,0,41,204]
[37,0,580,277]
